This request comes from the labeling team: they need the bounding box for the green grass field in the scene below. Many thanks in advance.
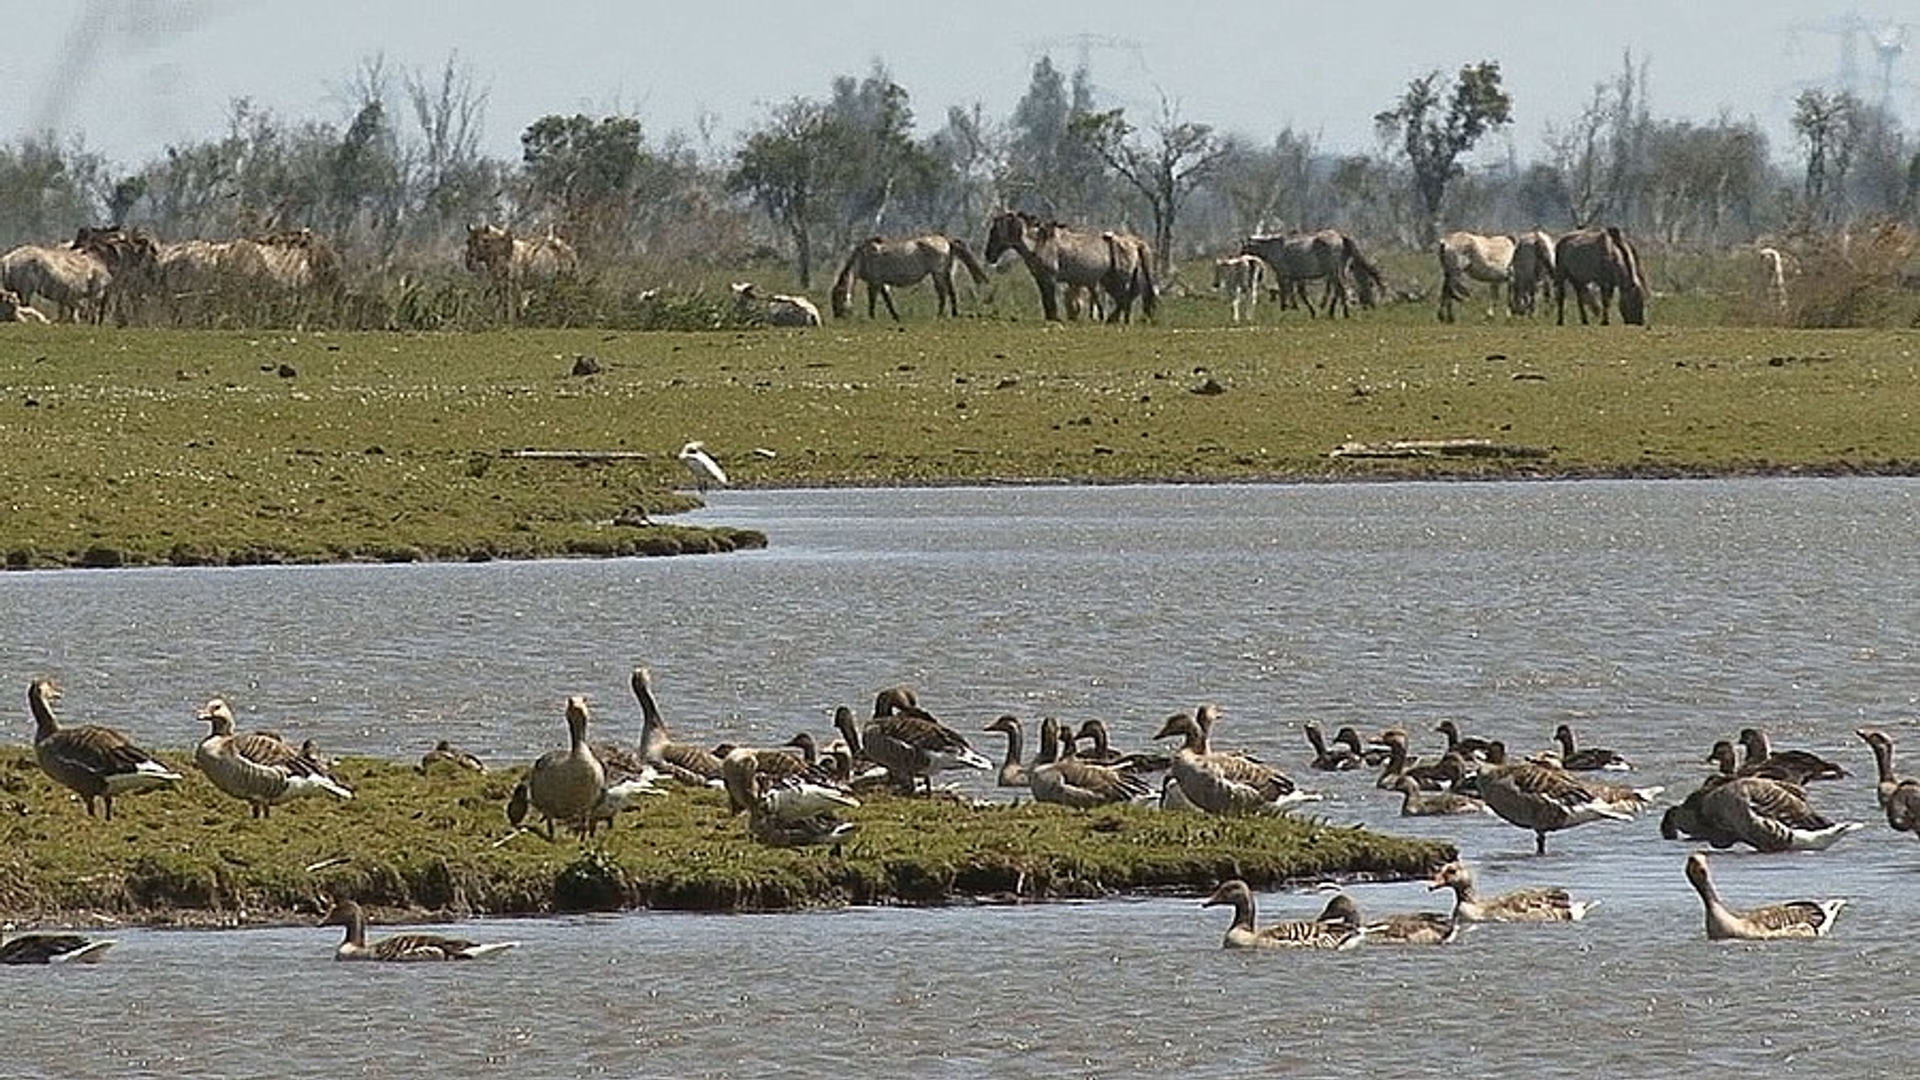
[1,265,1917,568]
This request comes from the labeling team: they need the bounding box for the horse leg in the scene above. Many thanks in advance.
[879,284,901,322]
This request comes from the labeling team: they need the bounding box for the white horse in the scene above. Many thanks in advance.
[1757,246,1790,316]
[1211,254,1265,322]
[1436,231,1517,322]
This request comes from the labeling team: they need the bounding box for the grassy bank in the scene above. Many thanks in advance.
[3,314,1917,567]
[0,749,1451,924]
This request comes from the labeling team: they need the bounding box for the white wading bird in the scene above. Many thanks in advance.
[677,441,728,492]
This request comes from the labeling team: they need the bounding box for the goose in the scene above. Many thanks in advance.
[632,665,723,787]
[1027,717,1152,809]
[522,696,607,840]
[1529,751,1661,812]
[1072,718,1169,773]
[1737,727,1847,784]
[721,747,857,848]
[194,699,353,818]
[320,900,518,961]
[1856,728,1920,836]
[1473,741,1635,854]
[1304,723,1361,771]
[1433,719,1494,762]
[1683,852,1845,941]
[981,715,1031,788]
[27,679,180,819]
[587,759,668,830]
[1373,728,1453,792]
[419,739,487,774]
[0,931,116,964]
[1392,774,1488,817]
[1658,775,1860,852]
[1152,710,1310,817]
[1703,739,1806,784]
[842,691,991,795]
[1427,860,1595,922]
[1333,726,1391,768]
[1202,880,1361,951]
[1317,892,1458,945]
[1551,723,1631,772]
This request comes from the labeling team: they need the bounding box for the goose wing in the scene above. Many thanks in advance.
[1743,899,1845,937]
[1033,757,1152,808]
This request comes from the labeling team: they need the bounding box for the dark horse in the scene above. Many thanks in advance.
[1555,227,1648,326]
[984,211,1156,323]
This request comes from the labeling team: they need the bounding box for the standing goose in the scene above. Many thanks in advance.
[28,679,180,819]
[1474,741,1635,855]
[194,699,354,818]
[632,666,723,787]
[1028,717,1152,809]
[1683,853,1845,941]
[1551,723,1631,772]
[1856,728,1920,836]
[1658,775,1860,852]
[1304,723,1361,771]
[1201,880,1361,951]
[522,696,607,840]
[981,715,1031,788]
[320,899,518,961]
[1152,710,1307,817]
[1736,727,1847,784]
[0,931,116,964]
[1427,861,1595,923]
[846,691,991,795]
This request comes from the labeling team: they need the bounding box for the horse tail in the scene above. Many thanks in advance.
[1136,248,1158,320]
[950,237,991,286]
[1342,236,1384,306]
[829,242,865,319]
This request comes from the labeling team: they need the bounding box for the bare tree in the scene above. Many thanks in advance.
[1374,61,1513,244]
[1070,95,1229,273]
[1794,89,1860,226]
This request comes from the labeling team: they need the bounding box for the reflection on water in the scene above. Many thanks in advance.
[4,479,1919,1077]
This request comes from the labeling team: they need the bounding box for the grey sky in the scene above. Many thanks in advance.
[10,0,1916,171]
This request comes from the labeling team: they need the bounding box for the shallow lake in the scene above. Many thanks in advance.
[4,479,1917,1077]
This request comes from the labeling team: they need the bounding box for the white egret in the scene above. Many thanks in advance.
[677,441,728,492]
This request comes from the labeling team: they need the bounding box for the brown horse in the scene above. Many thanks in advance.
[1509,230,1557,316]
[984,211,1156,323]
[830,233,991,320]
[1240,230,1379,318]
[464,223,578,321]
[1555,227,1647,326]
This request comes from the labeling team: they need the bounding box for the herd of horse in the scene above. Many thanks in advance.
[0,213,1656,329]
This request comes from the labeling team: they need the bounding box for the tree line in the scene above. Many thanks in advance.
[2,51,1912,289]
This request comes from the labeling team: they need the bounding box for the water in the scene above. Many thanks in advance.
[4,479,1918,1078]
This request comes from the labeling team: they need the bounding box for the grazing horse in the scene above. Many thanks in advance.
[464,223,579,320]
[1436,231,1516,322]
[1509,230,1557,316]
[984,211,1156,323]
[1555,227,1648,326]
[1240,231,1369,318]
[1211,254,1265,322]
[830,234,991,320]
[0,242,109,322]
[731,282,822,327]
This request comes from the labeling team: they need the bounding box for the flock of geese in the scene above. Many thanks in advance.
[8,668,1913,962]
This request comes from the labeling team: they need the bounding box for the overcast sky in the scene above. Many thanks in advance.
[9,0,1918,171]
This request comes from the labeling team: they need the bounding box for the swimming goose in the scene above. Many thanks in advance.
[1318,892,1458,945]
[1153,711,1309,817]
[1736,727,1847,784]
[320,900,519,961]
[1658,775,1860,852]
[1202,880,1362,951]
[1334,726,1391,768]
[523,696,607,840]
[1856,728,1920,836]
[27,679,180,819]
[1474,741,1635,854]
[1393,775,1488,817]
[1028,717,1152,809]
[1073,718,1169,773]
[1683,852,1845,941]
[1427,860,1596,922]
[632,666,723,787]
[1304,723,1361,771]
[1702,739,1803,784]
[847,692,992,795]
[194,699,353,818]
[1551,723,1631,772]
[1433,719,1494,762]
[0,931,116,964]
[419,739,487,774]
[1373,728,1453,791]
[981,715,1031,788]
